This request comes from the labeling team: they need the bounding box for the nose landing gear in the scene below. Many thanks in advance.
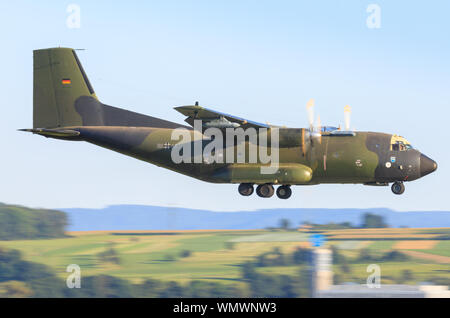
[391,182,405,195]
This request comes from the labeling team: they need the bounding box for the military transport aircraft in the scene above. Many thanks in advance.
[22,48,437,199]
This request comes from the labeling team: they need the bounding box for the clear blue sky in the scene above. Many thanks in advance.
[0,0,448,211]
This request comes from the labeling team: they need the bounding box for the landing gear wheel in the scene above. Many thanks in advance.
[276,185,292,199]
[391,182,405,195]
[256,184,274,198]
[238,183,254,196]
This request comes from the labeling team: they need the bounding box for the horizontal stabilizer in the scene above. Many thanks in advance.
[19,128,81,139]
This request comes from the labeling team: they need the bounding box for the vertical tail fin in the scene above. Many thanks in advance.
[33,47,98,128]
[31,47,190,131]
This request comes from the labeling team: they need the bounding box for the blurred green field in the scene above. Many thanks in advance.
[419,241,450,257]
[0,228,449,285]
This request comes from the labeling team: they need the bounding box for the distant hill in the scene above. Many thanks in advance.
[62,205,450,231]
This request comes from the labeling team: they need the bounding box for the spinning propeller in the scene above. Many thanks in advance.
[302,100,355,156]
[344,105,351,131]
[305,98,322,146]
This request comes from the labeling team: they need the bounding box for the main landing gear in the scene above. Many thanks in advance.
[256,184,274,198]
[391,181,405,195]
[276,185,292,199]
[238,183,292,199]
[238,183,254,196]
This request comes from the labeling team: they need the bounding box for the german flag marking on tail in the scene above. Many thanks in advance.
[61,78,71,85]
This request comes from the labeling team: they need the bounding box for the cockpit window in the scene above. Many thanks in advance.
[390,135,413,151]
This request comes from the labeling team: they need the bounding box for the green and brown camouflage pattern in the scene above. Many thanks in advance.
[24,48,437,188]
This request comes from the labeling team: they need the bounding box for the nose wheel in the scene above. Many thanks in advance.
[391,182,405,195]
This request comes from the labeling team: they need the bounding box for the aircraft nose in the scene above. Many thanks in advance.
[420,154,437,177]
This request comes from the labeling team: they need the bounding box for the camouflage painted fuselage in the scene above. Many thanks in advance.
[53,126,422,186]
[24,47,436,191]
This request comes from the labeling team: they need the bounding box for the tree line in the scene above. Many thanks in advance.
[275,212,389,230]
[0,247,311,298]
[0,203,67,240]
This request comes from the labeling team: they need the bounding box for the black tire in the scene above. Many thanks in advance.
[238,183,254,196]
[276,185,292,199]
[256,184,274,198]
[391,182,405,195]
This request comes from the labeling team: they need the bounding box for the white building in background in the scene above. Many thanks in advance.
[310,248,333,297]
[317,284,450,298]
[311,248,450,298]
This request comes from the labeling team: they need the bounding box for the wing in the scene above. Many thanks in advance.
[174,105,270,130]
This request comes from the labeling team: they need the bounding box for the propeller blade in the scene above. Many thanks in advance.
[306,98,315,130]
[304,98,322,147]
[344,105,351,131]
[315,115,322,144]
